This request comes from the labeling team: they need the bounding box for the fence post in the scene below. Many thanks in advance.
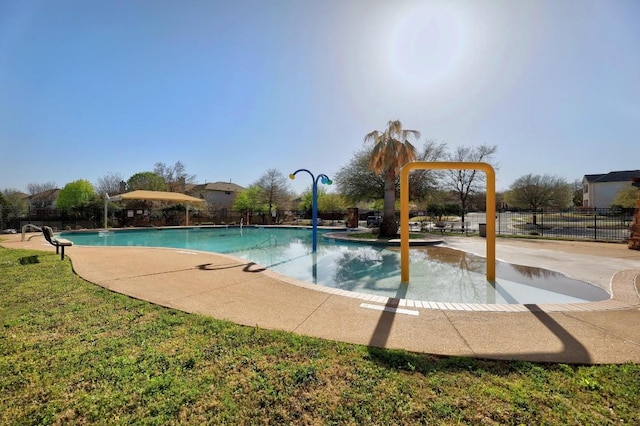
[594,212,597,240]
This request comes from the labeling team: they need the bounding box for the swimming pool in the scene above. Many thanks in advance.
[61,227,609,304]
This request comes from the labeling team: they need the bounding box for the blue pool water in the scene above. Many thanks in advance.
[61,227,609,304]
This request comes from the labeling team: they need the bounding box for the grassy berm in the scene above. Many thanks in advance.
[1,246,638,425]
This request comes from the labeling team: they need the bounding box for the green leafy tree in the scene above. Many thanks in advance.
[56,180,96,209]
[126,172,166,191]
[297,187,320,214]
[1,189,28,216]
[297,187,344,215]
[0,191,6,229]
[369,199,384,212]
[611,186,639,208]
[365,120,420,237]
[334,147,385,203]
[570,179,584,207]
[1,189,28,229]
[335,139,444,221]
[427,203,461,222]
[233,185,267,224]
[319,192,346,213]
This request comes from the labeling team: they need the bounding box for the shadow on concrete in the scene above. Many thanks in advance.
[196,261,269,273]
[367,283,408,348]
[368,300,592,364]
[196,262,248,271]
[468,306,592,363]
[243,262,266,273]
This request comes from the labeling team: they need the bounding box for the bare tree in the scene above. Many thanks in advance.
[154,161,196,192]
[445,144,498,226]
[254,168,293,223]
[95,172,125,197]
[27,181,57,195]
[505,174,572,210]
[411,140,448,202]
[26,181,58,208]
[505,173,572,224]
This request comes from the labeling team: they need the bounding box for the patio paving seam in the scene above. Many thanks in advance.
[560,312,640,347]
[291,293,335,334]
[440,309,477,357]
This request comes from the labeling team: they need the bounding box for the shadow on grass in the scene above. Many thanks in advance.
[19,255,40,265]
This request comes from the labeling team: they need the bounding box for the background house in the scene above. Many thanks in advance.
[582,170,640,208]
[29,188,60,210]
[187,181,245,213]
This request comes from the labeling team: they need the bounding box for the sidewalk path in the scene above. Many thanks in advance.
[3,233,640,364]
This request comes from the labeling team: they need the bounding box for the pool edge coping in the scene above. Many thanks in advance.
[37,230,640,313]
[138,245,640,314]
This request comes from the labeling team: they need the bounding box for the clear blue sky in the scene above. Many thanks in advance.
[1,0,638,195]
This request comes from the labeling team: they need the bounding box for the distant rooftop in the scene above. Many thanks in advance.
[584,170,640,183]
[188,181,245,192]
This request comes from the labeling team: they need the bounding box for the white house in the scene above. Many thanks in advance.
[582,170,640,208]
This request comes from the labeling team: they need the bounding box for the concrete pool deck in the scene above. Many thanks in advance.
[2,233,640,364]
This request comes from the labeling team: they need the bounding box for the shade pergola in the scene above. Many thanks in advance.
[104,190,205,228]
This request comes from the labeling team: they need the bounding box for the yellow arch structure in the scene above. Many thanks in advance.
[400,162,496,282]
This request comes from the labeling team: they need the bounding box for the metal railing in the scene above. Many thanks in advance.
[419,208,634,242]
[6,206,635,243]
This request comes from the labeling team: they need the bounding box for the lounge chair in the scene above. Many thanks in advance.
[42,226,73,260]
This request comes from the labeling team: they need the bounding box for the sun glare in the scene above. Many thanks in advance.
[386,3,468,90]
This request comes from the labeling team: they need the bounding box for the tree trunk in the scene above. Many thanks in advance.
[460,208,466,230]
[380,171,398,237]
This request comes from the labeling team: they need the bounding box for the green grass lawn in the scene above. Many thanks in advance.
[1,246,639,425]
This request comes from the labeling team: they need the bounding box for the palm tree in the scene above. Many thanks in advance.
[364,120,420,237]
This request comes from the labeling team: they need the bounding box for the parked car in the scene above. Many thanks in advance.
[366,215,383,227]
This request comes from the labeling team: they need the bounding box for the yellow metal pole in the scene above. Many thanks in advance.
[484,165,496,281]
[400,162,496,283]
[400,165,411,282]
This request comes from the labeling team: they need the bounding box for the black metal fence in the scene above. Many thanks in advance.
[2,207,102,232]
[2,207,347,231]
[2,205,635,243]
[418,208,634,242]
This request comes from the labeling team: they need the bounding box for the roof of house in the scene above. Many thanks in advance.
[29,188,60,201]
[584,170,640,183]
[189,181,245,193]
